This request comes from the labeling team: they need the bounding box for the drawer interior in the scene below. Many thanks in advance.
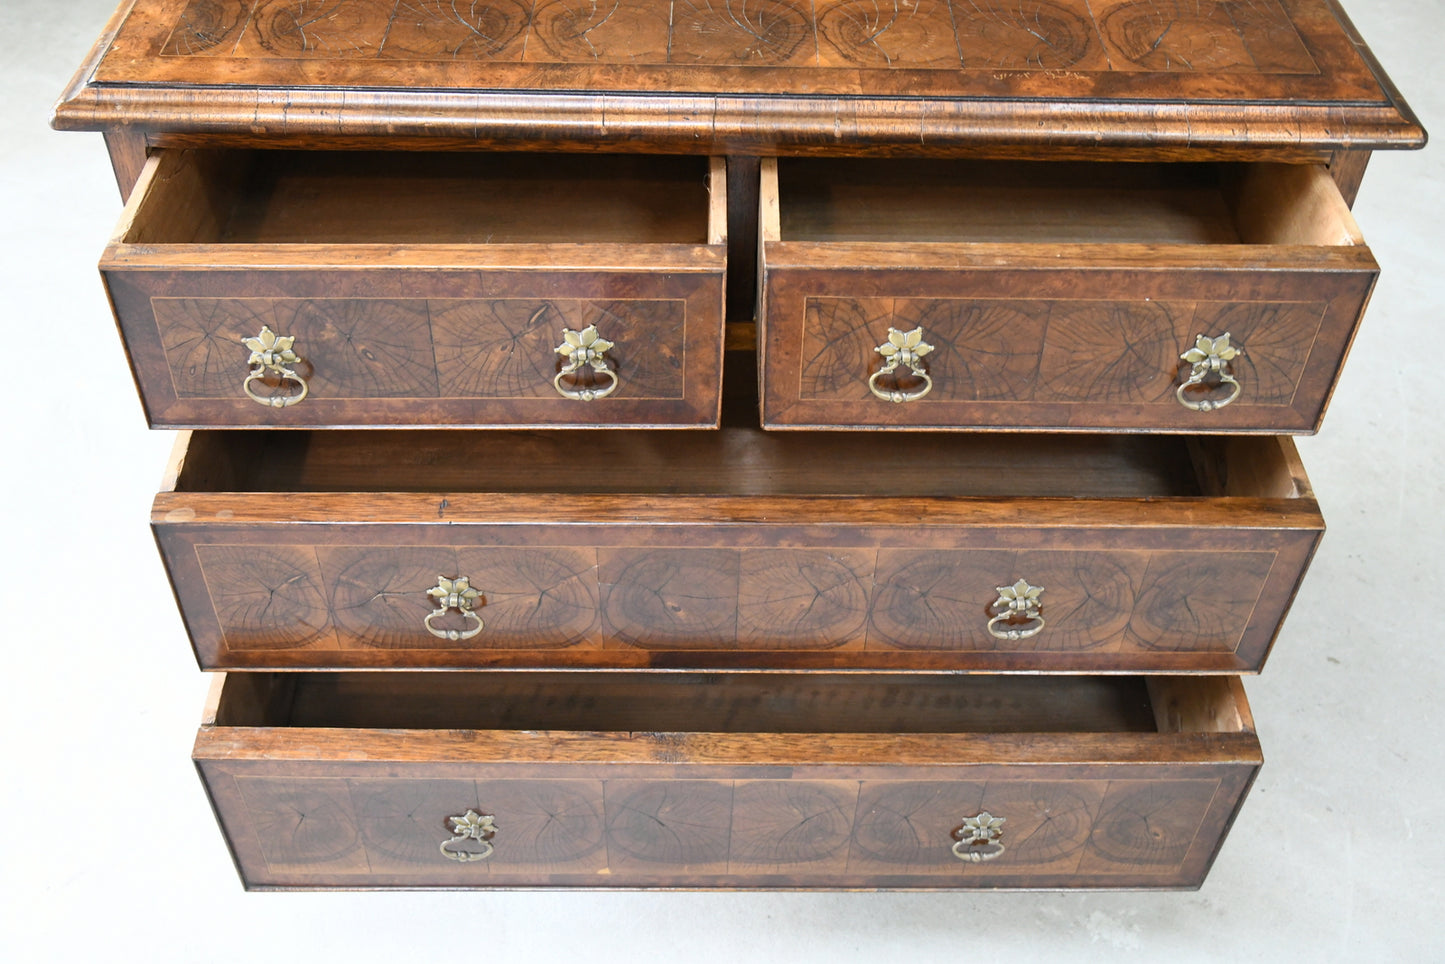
[774,158,1363,247]
[212,672,1248,736]
[171,405,1306,501]
[123,150,716,245]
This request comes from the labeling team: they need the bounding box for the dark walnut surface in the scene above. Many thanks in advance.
[54,0,1423,154]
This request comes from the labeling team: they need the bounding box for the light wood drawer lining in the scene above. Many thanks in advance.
[216,672,1163,733]
[770,159,1362,247]
[167,421,1299,500]
[124,150,720,246]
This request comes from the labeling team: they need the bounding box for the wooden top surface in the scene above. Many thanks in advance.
[54,0,1424,153]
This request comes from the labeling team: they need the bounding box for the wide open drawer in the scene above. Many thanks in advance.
[196,672,1261,890]
[759,158,1377,433]
[154,408,1323,673]
[102,149,726,428]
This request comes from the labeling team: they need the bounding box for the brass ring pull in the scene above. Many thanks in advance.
[1176,332,1243,412]
[424,576,484,641]
[952,812,1006,863]
[986,579,1045,640]
[554,324,619,401]
[241,326,308,408]
[869,326,934,403]
[440,810,497,863]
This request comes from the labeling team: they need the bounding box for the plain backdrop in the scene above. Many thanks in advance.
[2,1,1441,960]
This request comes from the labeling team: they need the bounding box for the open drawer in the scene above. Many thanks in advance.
[759,158,1377,433]
[102,150,727,428]
[196,672,1261,890]
[154,399,1323,673]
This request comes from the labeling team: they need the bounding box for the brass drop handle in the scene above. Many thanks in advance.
[986,579,1045,640]
[952,811,1006,863]
[1176,332,1243,412]
[868,326,934,403]
[424,576,484,641]
[554,324,619,401]
[440,810,497,862]
[241,325,309,408]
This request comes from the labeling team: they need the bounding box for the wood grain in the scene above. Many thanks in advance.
[82,0,1368,88]
[154,427,1321,671]
[53,0,1425,153]
[761,157,1378,433]
[192,544,337,650]
[115,0,1328,79]
[1147,677,1252,734]
[102,149,725,427]
[1095,0,1316,73]
[1078,779,1219,871]
[180,542,1288,660]
[728,781,856,873]
[350,778,608,872]
[194,671,1261,888]
[103,130,148,199]
[850,780,1111,873]
[215,672,1162,732]
[51,0,1423,901]
[318,546,600,650]
[230,775,366,872]
[1328,149,1371,207]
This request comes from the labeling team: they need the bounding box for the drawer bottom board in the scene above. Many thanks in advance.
[196,673,1261,890]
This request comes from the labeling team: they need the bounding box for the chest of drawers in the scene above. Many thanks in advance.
[56,0,1423,890]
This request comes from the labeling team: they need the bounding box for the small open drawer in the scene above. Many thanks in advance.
[154,403,1323,673]
[196,672,1261,890]
[102,150,727,428]
[759,158,1377,433]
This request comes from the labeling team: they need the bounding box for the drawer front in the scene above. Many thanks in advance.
[107,268,724,427]
[199,764,1254,890]
[760,160,1378,433]
[102,150,726,428]
[195,671,1261,891]
[157,509,1319,673]
[761,276,1374,432]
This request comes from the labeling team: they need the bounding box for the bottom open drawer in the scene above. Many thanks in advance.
[196,673,1260,890]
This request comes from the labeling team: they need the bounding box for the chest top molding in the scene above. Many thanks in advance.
[54,0,1424,154]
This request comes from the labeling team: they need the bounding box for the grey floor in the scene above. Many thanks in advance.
[3,1,1441,960]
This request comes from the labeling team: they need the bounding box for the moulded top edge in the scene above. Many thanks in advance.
[52,0,1426,151]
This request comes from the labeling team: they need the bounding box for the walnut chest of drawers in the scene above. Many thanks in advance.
[55,0,1423,890]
